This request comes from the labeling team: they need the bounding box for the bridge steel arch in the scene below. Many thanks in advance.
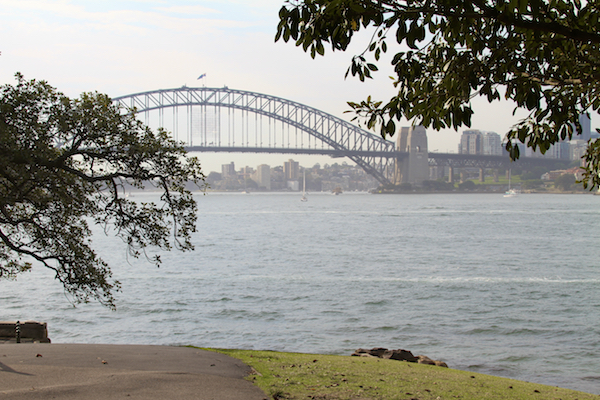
[112,87,396,185]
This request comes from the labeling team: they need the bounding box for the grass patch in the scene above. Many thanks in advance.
[206,348,599,400]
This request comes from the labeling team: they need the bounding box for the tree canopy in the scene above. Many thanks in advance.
[276,0,600,189]
[0,74,204,308]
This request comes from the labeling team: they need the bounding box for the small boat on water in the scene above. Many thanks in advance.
[332,187,343,195]
[300,170,308,202]
[504,169,519,197]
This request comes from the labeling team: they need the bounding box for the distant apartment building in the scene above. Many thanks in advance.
[459,130,502,156]
[548,141,571,159]
[459,130,482,154]
[221,162,235,177]
[525,139,571,160]
[255,164,271,190]
[542,167,586,181]
[570,140,588,163]
[575,113,592,142]
[283,159,299,180]
[482,132,503,155]
[241,166,254,176]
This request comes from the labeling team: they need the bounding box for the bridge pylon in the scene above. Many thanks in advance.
[395,126,429,185]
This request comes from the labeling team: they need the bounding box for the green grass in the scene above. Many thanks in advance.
[206,348,599,400]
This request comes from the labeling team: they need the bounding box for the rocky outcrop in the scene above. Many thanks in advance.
[351,347,448,368]
[415,354,448,367]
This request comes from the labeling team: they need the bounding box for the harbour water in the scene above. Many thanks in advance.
[2,192,600,394]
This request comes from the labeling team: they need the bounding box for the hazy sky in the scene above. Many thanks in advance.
[0,0,571,173]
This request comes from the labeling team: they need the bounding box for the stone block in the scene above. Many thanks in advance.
[0,321,50,343]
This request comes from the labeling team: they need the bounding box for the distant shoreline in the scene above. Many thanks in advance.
[121,187,597,195]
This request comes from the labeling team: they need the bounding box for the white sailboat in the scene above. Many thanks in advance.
[300,170,308,202]
[504,169,518,197]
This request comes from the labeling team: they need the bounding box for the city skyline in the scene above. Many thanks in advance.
[202,119,592,175]
[3,1,594,174]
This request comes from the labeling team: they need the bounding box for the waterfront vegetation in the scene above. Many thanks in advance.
[208,348,600,400]
[374,178,590,194]
[205,161,588,194]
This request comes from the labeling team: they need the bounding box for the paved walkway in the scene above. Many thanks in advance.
[0,343,268,400]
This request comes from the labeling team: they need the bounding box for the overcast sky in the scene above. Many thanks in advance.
[0,0,573,173]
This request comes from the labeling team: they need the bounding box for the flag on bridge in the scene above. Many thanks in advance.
[197,73,206,80]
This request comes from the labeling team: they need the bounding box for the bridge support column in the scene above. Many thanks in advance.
[395,126,428,185]
[394,157,406,185]
[493,169,499,182]
[430,166,443,180]
[447,167,454,183]
[479,168,485,182]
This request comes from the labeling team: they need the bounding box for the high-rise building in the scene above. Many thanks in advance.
[221,162,235,177]
[575,114,592,142]
[482,131,503,155]
[256,164,271,190]
[459,130,482,154]
[547,141,571,159]
[570,140,588,163]
[241,166,254,176]
[283,159,299,180]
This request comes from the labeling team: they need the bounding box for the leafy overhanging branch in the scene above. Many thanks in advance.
[0,74,205,308]
[276,0,600,188]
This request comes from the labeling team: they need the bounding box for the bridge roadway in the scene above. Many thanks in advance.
[185,146,569,170]
[185,146,408,159]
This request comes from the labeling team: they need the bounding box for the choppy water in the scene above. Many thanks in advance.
[2,192,600,394]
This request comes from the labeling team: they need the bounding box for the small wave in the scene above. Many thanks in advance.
[206,297,233,302]
[376,326,398,331]
[500,355,533,363]
[364,300,388,306]
[464,326,546,336]
[581,376,600,381]
[215,309,282,320]
[462,327,501,335]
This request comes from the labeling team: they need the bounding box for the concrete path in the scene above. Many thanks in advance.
[0,343,268,400]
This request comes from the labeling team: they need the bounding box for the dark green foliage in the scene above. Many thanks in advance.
[422,179,455,191]
[374,182,413,193]
[244,178,259,190]
[206,171,222,184]
[276,0,600,189]
[458,180,476,190]
[520,167,549,181]
[0,74,205,308]
[554,173,577,191]
[522,179,544,189]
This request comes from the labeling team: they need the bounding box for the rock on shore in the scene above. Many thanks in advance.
[351,347,448,368]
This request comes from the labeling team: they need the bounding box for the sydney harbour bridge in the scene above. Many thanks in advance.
[113,86,566,186]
